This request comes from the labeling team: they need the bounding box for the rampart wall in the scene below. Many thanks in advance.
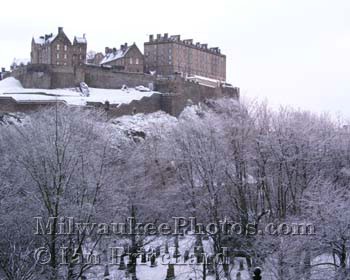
[3,65,239,118]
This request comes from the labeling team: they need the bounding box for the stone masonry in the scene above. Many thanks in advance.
[144,33,226,81]
[31,27,87,67]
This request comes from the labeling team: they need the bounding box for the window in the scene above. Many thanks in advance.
[64,45,67,51]
[130,58,133,64]
[136,58,139,65]
[56,44,60,50]
[56,53,60,59]
[64,54,67,59]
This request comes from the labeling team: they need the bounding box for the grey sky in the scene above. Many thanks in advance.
[0,0,349,116]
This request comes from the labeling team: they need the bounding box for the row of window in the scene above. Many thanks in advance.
[56,53,84,60]
[56,53,67,59]
[144,63,224,75]
[57,44,68,51]
[56,44,83,52]
[145,55,224,65]
[129,58,140,65]
[145,48,224,62]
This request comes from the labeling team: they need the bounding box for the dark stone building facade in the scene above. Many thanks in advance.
[100,43,144,73]
[144,34,226,81]
[31,27,87,67]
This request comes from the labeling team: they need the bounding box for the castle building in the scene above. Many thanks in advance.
[144,34,226,81]
[31,27,87,67]
[100,43,144,73]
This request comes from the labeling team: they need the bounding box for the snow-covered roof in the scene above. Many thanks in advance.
[33,31,86,46]
[75,36,87,44]
[187,75,222,83]
[0,77,158,106]
[186,75,223,88]
[33,37,45,45]
[33,34,57,45]
[100,47,130,65]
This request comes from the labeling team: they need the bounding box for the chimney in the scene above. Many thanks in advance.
[124,43,128,48]
[58,27,63,34]
[1,68,5,73]
[157,34,161,40]
[120,44,125,51]
[83,33,86,39]
[164,33,168,40]
[149,34,154,42]
[112,47,117,53]
[105,47,111,54]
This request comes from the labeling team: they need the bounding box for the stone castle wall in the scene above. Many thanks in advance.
[0,96,67,112]
[11,64,52,89]
[3,65,239,117]
[106,93,162,118]
[84,65,155,89]
[10,64,155,90]
[101,78,239,117]
[155,76,239,116]
[11,64,77,89]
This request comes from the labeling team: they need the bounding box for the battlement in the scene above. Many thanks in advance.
[146,33,222,55]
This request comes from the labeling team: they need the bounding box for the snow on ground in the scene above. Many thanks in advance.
[82,235,252,280]
[80,233,334,280]
[111,111,178,138]
[0,77,158,106]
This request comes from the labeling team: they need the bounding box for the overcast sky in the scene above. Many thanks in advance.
[0,0,349,117]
